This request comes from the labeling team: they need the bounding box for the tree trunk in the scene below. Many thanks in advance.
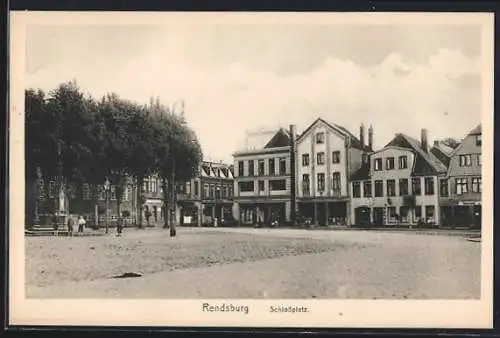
[169,158,176,237]
[136,175,144,228]
[161,177,169,228]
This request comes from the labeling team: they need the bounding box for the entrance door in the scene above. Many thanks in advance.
[316,203,326,226]
[373,207,384,227]
[355,207,371,227]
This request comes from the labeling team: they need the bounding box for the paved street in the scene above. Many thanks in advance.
[26,228,480,299]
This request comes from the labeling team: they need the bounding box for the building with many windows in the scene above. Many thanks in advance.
[176,160,234,226]
[350,129,448,227]
[439,125,482,228]
[232,127,294,226]
[295,118,373,226]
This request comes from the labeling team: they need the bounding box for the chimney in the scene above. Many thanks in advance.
[359,124,365,148]
[433,140,439,148]
[368,125,374,150]
[289,124,297,226]
[421,128,428,152]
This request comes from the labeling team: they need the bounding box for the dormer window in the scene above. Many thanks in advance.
[476,135,482,146]
[316,132,325,144]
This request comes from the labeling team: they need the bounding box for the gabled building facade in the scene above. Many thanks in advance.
[232,127,294,226]
[439,125,482,228]
[295,118,372,226]
[176,160,234,226]
[350,129,448,227]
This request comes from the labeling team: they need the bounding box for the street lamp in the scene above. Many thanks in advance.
[104,178,111,234]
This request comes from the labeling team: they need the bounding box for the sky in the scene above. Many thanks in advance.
[25,21,483,164]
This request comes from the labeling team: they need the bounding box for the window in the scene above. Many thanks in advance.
[352,181,361,198]
[302,154,310,166]
[425,206,435,222]
[476,134,482,146]
[215,185,221,199]
[316,132,325,144]
[248,160,255,176]
[398,156,408,169]
[279,158,287,175]
[204,184,209,198]
[269,179,286,191]
[194,181,199,196]
[209,184,215,198]
[399,179,409,196]
[388,207,397,223]
[302,174,310,196]
[142,179,148,193]
[317,152,325,165]
[424,177,435,195]
[478,154,482,166]
[332,151,341,164]
[415,205,422,219]
[386,179,396,197]
[439,179,449,197]
[399,206,410,223]
[258,180,265,192]
[111,186,116,200]
[459,155,472,167]
[317,173,325,192]
[332,172,341,192]
[228,186,233,197]
[374,180,383,197]
[363,181,372,197]
[472,177,481,193]
[83,183,92,200]
[151,179,157,193]
[238,161,244,176]
[238,181,254,192]
[412,177,421,195]
[455,177,468,195]
[386,157,395,170]
[258,160,265,176]
[99,186,106,200]
[221,185,227,198]
[269,158,276,175]
[374,158,383,171]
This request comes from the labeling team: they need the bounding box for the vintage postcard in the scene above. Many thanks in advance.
[9,11,494,328]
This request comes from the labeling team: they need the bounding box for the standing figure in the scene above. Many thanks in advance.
[116,217,123,236]
[78,215,86,233]
[67,215,75,236]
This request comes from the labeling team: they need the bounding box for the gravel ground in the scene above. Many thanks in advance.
[26,228,481,299]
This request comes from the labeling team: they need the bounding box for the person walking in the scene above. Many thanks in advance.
[116,217,123,237]
[78,215,86,233]
[67,215,75,236]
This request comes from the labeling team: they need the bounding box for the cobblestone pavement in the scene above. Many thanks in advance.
[26,228,481,299]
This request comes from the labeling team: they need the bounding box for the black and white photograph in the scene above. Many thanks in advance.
[9,11,493,328]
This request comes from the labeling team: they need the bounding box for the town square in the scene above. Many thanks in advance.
[20,15,485,303]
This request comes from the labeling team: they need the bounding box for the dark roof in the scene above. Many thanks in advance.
[297,117,372,151]
[351,161,371,181]
[264,128,291,148]
[385,133,448,175]
[430,146,451,167]
[468,124,481,136]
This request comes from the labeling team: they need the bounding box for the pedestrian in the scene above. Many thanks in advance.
[116,217,123,236]
[78,215,86,233]
[67,215,75,236]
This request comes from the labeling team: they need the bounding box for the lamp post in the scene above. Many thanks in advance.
[104,178,111,234]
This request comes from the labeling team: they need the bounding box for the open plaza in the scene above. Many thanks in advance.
[26,227,480,299]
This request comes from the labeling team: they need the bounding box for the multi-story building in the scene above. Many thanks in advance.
[350,129,448,227]
[140,175,164,226]
[33,174,140,227]
[176,160,234,226]
[295,118,372,226]
[439,125,482,228]
[232,127,294,226]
